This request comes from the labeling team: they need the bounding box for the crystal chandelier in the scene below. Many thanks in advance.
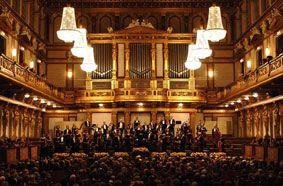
[205,4,227,42]
[80,46,98,72]
[71,27,88,57]
[194,29,212,59]
[57,6,79,43]
[185,44,201,70]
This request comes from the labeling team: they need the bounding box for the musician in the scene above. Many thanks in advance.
[160,117,167,134]
[168,116,176,135]
[102,122,108,139]
[133,117,140,130]
[71,124,77,134]
[55,126,62,139]
[117,119,125,134]
[212,124,221,147]
[196,121,207,151]
[63,126,72,147]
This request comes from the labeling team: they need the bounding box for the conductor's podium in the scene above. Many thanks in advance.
[0,148,17,163]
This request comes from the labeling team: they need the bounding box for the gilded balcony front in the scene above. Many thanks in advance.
[217,54,283,102]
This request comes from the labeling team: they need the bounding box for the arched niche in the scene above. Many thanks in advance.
[77,15,91,32]
[192,15,205,31]
[99,15,112,33]
[168,16,181,33]
[122,15,132,28]
[147,16,158,29]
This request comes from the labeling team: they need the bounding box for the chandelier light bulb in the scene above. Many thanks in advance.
[184,44,201,70]
[71,27,88,57]
[194,29,212,59]
[206,5,227,42]
[57,6,80,43]
[80,46,98,72]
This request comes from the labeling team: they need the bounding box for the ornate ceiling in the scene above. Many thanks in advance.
[39,0,241,9]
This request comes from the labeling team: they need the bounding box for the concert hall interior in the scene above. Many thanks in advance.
[0,0,283,185]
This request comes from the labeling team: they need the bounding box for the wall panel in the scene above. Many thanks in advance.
[47,64,66,87]
[214,63,234,87]
[92,113,112,126]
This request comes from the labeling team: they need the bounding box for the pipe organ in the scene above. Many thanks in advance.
[168,44,189,78]
[129,43,152,79]
[88,24,197,93]
[92,44,113,79]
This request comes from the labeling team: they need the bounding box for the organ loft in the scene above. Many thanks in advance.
[0,0,282,184]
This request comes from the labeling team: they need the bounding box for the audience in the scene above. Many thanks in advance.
[0,153,282,185]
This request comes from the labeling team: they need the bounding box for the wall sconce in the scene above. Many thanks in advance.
[98,103,104,107]
[247,60,252,69]
[20,46,25,51]
[29,60,35,69]
[11,48,17,59]
[67,69,73,78]
[208,69,214,78]
[265,47,270,56]
[265,47,273,61]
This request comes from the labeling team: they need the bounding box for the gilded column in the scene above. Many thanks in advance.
[112,42,118,89]
[9,108,14,138]
[30,110,36,138]
[125,42,130,78]
[188,70,196,90]
[262,105,269,136]
[13,107,20,138]
[254,108,260,137]
[151,43,157,89]
[246,109,252,137]
[23,109,29,138]
[35,112,42,138]
[163,42,169,89]
[85,73,93,90]
[238,111,244,137]
[124,43,131,90]
[3,109,9,137]
[273,103,280,138]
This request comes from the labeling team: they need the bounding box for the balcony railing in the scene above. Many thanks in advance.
[217,54,283,102]
[0,55,67,103]
[75,88,205,103]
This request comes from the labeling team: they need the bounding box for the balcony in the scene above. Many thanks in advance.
[75,88,205,103]
[0,55,68,104]
[217,54,283,102]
